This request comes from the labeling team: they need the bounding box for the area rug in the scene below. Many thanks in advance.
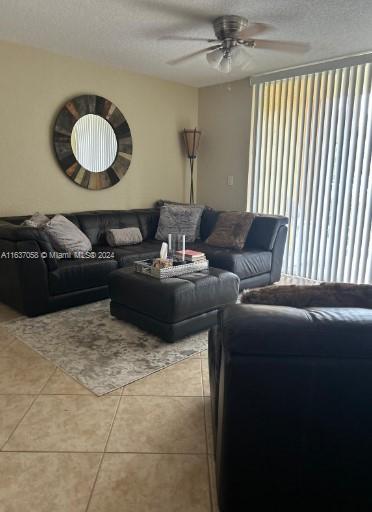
[4,300,207,396]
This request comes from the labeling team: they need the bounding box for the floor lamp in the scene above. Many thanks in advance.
[183,128,201,204]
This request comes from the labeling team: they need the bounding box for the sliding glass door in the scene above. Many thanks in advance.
[248,62,371,283]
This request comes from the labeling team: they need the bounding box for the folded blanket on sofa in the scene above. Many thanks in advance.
[241,282,372,309]
[106,227,143,247]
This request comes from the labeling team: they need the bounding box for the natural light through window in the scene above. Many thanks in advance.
[248,62,372,283]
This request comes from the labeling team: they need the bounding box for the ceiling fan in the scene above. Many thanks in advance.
[166,15,309,73]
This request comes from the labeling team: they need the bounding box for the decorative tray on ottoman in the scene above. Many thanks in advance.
[134,259,209,279]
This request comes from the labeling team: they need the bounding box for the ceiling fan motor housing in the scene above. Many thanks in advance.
[213,15,249,41]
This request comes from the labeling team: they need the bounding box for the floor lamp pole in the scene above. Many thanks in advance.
[189,157,195,204]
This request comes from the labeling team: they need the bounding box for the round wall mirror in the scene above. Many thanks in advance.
[71,114,118,172]
[53,95,132,190]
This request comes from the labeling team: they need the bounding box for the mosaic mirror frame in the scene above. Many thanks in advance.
[53,94,132,190]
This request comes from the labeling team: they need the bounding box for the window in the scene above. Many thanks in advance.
[248,62,371,283]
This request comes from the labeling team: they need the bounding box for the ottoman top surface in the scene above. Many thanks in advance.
[109,267,239,323]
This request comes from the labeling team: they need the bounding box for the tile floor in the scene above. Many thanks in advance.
[0,302,215,512]
[0,275,309,511]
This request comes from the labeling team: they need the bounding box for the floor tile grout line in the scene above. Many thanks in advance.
[0,394,39,451]
[0,336,58,368]
[0,393,42,397]
[83,391,123,512]
[38,366,58,395]
[0,344,56,451]
[0,338,17,356]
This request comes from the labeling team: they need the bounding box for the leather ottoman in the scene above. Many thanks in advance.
[109,267,240,342]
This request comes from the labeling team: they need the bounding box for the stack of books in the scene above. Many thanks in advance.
[176,249,206,263]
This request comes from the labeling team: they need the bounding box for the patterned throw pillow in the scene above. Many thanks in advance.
[106,227,143,247]
[156,200,206,240]
[22,212,50,228]
[44,214,92,255]
[206,212,255,250]
[155,205,204,243]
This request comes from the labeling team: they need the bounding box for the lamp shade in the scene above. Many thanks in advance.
[183,128,201,159]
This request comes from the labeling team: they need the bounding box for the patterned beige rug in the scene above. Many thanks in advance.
[4,300,207,396]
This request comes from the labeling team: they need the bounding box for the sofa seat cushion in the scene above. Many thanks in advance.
[94,241,162,267]
[189,243,272,279]
[49,257,118,295]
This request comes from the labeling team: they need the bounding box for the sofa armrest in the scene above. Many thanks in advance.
[221,303,372,357]
[270,224,287,283]
[212,303,372,510]
[245,214,288,251]
[0,238,50,316]
[0,221,57,271]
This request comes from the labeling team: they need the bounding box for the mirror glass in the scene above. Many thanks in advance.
[70,114,117,172]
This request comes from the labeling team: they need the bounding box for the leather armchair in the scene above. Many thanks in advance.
[209,303,372,511]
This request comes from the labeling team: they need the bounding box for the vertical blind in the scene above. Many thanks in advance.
[248,62,372,283]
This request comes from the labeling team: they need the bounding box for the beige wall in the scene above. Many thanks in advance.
[197,79,252,211]
[0,41,198,216]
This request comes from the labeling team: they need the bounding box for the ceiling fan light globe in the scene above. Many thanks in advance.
[206,48,223,69]
[231,45,250,67]
[219,55,232,73]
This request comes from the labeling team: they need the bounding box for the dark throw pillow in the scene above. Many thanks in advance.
[206,212,255,250]
[241,283,372,309]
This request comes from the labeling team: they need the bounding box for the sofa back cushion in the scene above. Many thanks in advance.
[200,209,220,241]
[77,212,140,245]
[135,209,160,240]
[200,210,289,250]
[245,215,288,251]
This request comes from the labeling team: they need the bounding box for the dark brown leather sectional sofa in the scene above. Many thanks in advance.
[0,208,288,316]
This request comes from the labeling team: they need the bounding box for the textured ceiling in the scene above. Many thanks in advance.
[0,0,371,87]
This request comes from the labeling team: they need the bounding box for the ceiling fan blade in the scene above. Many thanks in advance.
[253,39,310,53]
[167,44,222,65]
[237,22,270,39]
[160,35,218,42]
